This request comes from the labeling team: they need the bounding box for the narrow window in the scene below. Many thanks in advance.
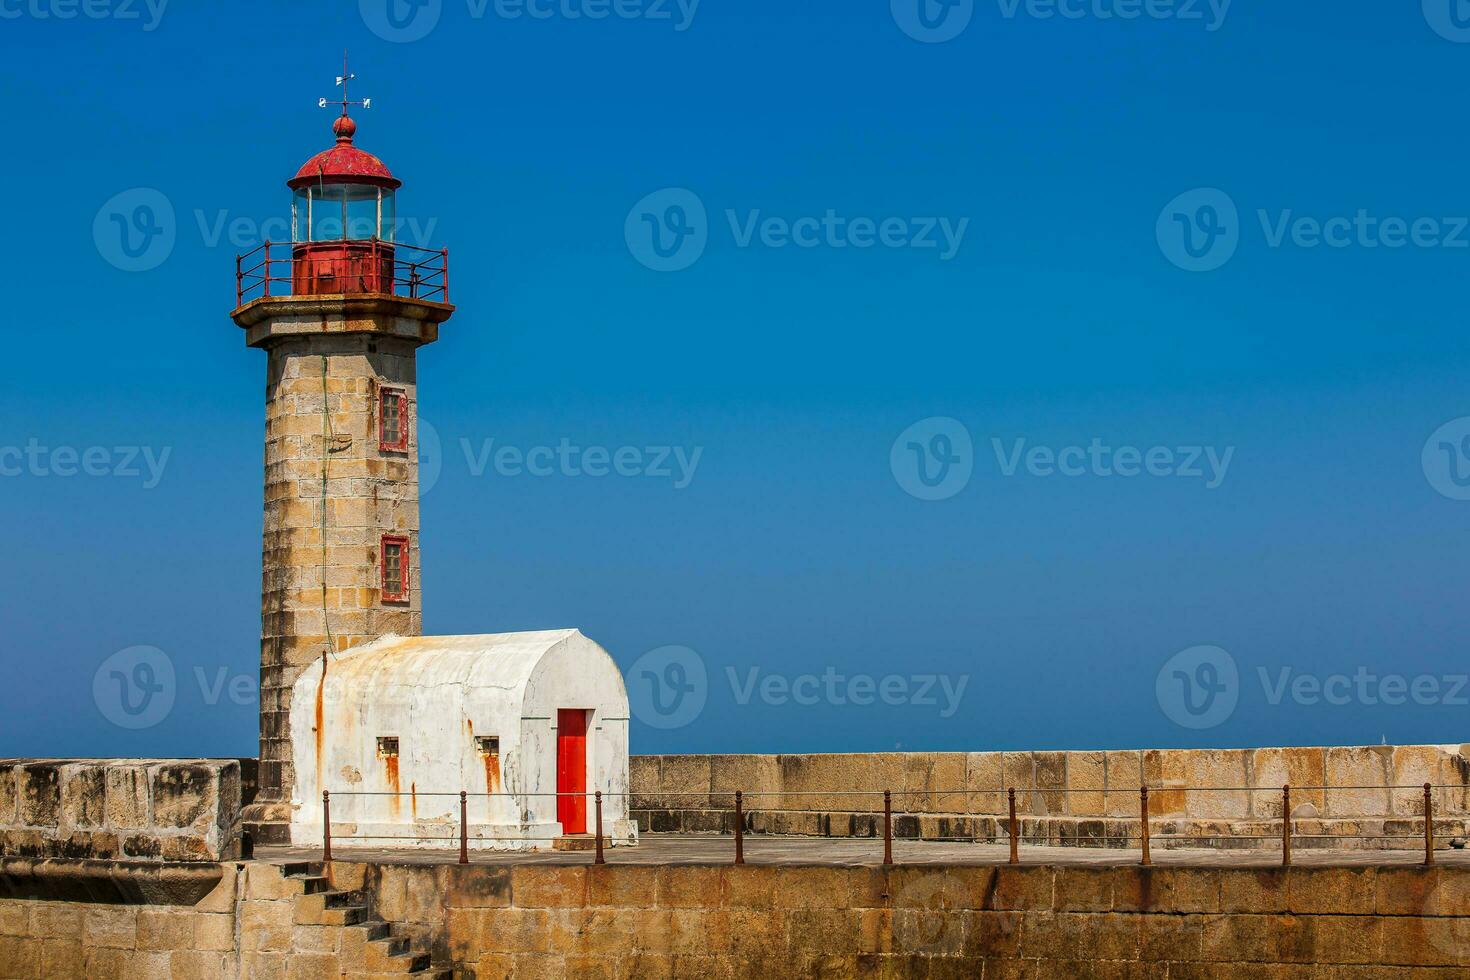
[376,737,399,758]
[381,534,409,603]
[379,387,408,452]
[475,736,499,756]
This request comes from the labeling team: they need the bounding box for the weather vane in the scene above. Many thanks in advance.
[318,51,371,117]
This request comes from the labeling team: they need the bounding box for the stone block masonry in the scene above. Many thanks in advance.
[0,760,244,863]
[632,745,1470,850]
[6,859,1470,977]
[233,291,454,828]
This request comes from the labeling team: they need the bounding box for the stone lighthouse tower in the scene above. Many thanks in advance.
[231,79,453,842]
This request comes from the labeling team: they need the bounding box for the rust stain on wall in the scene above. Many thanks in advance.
[483,752,501,794]
[385,754,400,818]
[410,782,418,821]
[314,656,327,796]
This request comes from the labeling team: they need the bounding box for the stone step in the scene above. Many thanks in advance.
[320,904,368,926]
[552,834,600,851]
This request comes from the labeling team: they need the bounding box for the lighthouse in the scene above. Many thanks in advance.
[231,72,453,842]
[232,69,634,850]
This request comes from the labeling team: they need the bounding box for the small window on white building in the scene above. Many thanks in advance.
[475,736,499,756]
[376,737,399,758]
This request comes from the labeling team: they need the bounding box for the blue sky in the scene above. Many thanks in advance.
[3,0,1470,760]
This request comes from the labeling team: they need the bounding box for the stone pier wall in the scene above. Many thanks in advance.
[631,745,1470,848]
[0,760,245,863]
[3,859,1469,977]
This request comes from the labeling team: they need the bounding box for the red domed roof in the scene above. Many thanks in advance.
[287,114,401,190]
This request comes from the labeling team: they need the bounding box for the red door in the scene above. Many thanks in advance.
[556,709,588,834]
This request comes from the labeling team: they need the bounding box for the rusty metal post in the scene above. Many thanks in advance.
[1281,785,1291,867]
[734,791,745,865]
[883,791,893,866]
[595,792,605,865]
[322,790,331,863]
[1140,786,1151,866]
[442,248,450,302]
[1008,788,1019,865]
[236,253,243,306]
[263,242,271,298]
[1424,783,1435,867]
[459,791,469,865]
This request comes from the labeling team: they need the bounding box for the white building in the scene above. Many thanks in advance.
[288,630,637,851]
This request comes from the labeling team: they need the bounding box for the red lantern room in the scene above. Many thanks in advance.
[287,112,400,296]
[234,65,448,307]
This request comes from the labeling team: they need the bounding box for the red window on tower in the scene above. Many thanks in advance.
[379,387,408,452]
[381,535,409,603]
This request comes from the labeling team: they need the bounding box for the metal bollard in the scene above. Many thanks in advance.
[883,791,893,866]
[1140,786,1151,867]
[322,790,332,864]
[1281,785,1291,867]
[595,792,605,865]
[1008,788,1019,865]
[1424,783,1435,867]
[459,791,469,865]
[734,791,745,866]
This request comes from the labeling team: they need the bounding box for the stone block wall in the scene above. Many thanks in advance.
[0,760,243,863]
[4,859,1470,977]
[631,746,1470,849]
[338,861,1470,976]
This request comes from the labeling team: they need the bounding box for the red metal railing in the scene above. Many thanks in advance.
[315,782,1459,869]
[235,240,449,306]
